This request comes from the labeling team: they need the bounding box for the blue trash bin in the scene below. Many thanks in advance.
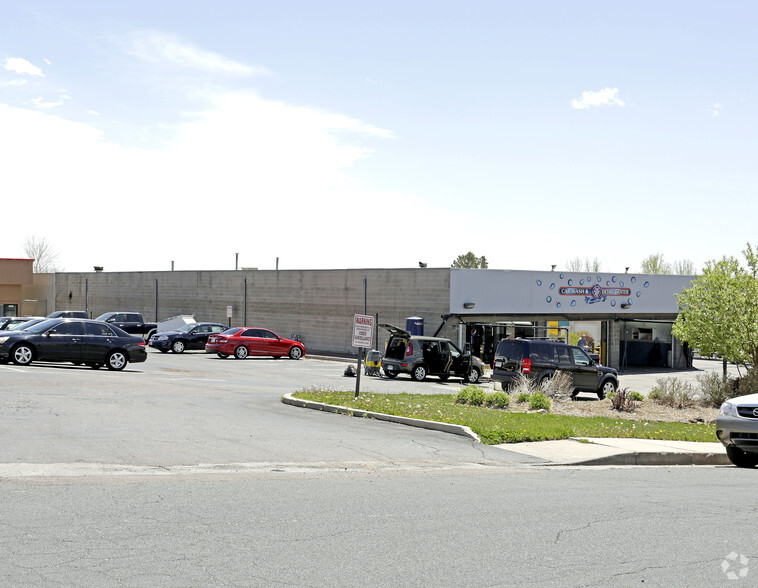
[405,316,424,336]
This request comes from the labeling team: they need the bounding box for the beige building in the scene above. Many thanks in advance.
[0,258,34,316]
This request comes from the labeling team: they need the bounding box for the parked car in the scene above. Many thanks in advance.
[149,322,228,353]
[379,324,484,383]
[94,312,158,341]
[491,338,618,399]
[206,327,305,360]
[0,318,147,370]
[0,316,46,330]
[47,310,88,319]
[717,393,758,467]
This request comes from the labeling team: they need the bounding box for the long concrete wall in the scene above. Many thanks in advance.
[53,269,452,356]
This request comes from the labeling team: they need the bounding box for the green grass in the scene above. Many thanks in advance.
[291,389,717,445]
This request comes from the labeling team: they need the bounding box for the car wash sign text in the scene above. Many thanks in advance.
[560,284,631,304]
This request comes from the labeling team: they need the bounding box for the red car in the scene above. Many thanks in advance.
[205,327,305,360]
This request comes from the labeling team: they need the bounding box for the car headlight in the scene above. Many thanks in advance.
[155,336,168,341]
[720,402,738,417]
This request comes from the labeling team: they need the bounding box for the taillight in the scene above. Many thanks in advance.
[522,358,532,373]
[406,342,413,356]
[138,342,146,347]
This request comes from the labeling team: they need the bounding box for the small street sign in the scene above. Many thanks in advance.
[352,314,374,348]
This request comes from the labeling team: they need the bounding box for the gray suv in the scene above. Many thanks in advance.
[379,324,484,383]
[717,393,758,467]
[492,339,618,399]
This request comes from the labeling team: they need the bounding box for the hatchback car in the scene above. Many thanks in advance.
[716,393,758,467]
[492,338,618,398]
[0,318,147,370]
[206,327,305,360]
[379,324,484,383]
[149,322,228,353]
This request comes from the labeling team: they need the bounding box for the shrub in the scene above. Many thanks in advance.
[628,391,644,402]
[456,385,486,406]
[539,370,574,399]
[516,392,532,404]
[509,373,536,396]
[733,370,758,397]
[610,387,637,412]
[485,391,510,409]
[529,391,551,411]
[649,377,699,408]
[696,372,738,407]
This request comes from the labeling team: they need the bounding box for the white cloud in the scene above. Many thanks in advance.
[31,94,70,109]
[710,102,722,117]
[120,31,267,76]
[571,87,624,110]
[4,57,44,77]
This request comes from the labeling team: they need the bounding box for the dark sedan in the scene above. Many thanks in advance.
[0,318,147,370]
[148,322,228,353]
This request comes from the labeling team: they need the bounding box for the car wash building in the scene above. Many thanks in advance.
[44,265,695,371]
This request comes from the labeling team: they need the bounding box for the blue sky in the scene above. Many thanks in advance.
[1,1,755,272]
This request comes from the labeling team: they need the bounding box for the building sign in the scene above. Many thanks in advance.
[560,285,632,304]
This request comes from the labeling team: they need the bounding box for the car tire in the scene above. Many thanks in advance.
[217,352,228,359]
[106,351,127,371]
[466,367,481,384]
[172,340,186,354]
[11,344,34,366]
[598,379,617,400]
[383,369,398,378]
[288,346,303,360]
[726,446,758,468]
[411,364,427,382]
[234,346,249,360]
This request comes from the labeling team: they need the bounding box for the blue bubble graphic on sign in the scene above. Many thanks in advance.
[612,276,617,283]
[546,296,552,303]
[556,302,561,308]
[560,273,564,279]
[571,300,576,307]
[568,279,573,286]
[611,300,616,307]
[636,291,641,297]
[631,277,636,283]
[536,280,542,286]
[579,279,584,285]
[644,281,650,288]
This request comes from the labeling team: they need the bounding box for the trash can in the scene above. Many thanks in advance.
[406,316,424,336]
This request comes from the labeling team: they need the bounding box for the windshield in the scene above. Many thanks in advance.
[21,319,60,333]
[94,314,110,321]
[177,323,197,333]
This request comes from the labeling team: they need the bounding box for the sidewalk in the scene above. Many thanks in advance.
[283,394,730,466]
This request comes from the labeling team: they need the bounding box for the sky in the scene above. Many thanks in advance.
[1,1,756,273]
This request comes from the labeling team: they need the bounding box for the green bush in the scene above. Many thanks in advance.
[456,385,486,406]
[485,391,510,409]
[455,389,471,404]
[734,370,758,397]
[628,391,644,402]
[516,392,532,404]
[695,372,738,407]
[529,391,551,411]
[610,388,637,412]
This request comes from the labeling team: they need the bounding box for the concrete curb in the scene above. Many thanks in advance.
[281,394,480,442]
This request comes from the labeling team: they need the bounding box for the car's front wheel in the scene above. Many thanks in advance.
[172,340,186,354]
[726,446,758,468]
[289,346,303,360]
[466,367,481,384]
[411,364,427,382]
[598,379,617,399]
[107,351,127,371]
[11,344,34,366]
[234,346,249,359]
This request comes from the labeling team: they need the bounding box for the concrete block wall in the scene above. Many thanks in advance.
[54,268,452,357]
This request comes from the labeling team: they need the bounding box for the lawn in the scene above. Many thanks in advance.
[291,389,717,445]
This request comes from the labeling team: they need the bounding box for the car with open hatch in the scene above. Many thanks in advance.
[205,327,305,360]
[716,393,758,467]
[379,323,484,383]
[491,338,618,399]
[0,318,147,370]
[149,322,229,353]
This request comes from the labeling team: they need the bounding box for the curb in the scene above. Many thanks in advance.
[281,394,480,442]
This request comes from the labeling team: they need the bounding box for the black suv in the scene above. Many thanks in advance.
[492,339,618,399]
[379,324,485,383]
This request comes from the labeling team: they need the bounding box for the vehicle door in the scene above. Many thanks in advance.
[256,329,283,355]
[238,328,261,354]
[555,346,576,387]
[187,324,211,349]
[569,346,599,390]
[446,341,470,376]
[422,340,444,373]
[37,320,85,362]
[81,322,120,361]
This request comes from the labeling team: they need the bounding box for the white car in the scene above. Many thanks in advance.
[717,393,758,467]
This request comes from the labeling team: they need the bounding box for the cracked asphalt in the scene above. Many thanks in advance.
[0,351,752,586]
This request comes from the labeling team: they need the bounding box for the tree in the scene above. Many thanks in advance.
[673,259,695,275]
[23,236,61,273]
[565,257,601,272]
[451,252,488,269]
[640,253,672,274]
[672,244,758,368]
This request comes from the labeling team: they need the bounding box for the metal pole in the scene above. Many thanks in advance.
[244,278,247,326]
[235,253,239,271]
[155,279,159,322]
[85,278,89,317]
[355,277,368,399]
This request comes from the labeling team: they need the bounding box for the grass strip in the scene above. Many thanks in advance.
[292,389,717,445]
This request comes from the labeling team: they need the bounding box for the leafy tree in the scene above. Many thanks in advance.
[640,253,672,274]
[23,236,61,273]
[565,257,601,272]
[451,252,488,268]
[672,244,758,368]
[673,259,695,275]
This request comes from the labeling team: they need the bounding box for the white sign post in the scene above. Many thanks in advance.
[226,305,233,327]
[352,314,374,397]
